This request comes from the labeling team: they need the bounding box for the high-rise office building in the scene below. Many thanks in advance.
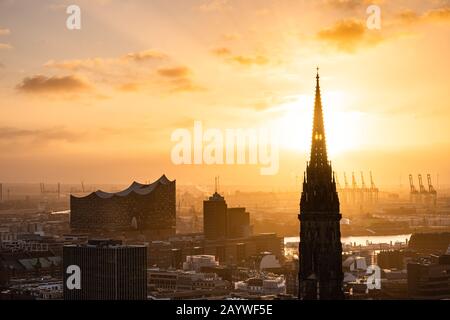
[203,192,228,240]
[227,208,250,239]
[63,239,147,300]
[203,192,250,240]
[298,70,344,300]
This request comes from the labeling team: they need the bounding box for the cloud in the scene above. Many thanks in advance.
[395,10,421,25]
[198,0,231,12]
[170,78,205,93]
[156,66,204,93]
[211,47,232,56]
[324,0,364,10]
[221,33,241,41]
[230,55,269,66]
[0,43,12,50]
[323,0,384,10]
[122,49,168,62]
[0,127,84,144]
[0,28,10,35]
[45,49,168,72]
[118,82,140,92]
[16,75,92,94]
[43,51,202,95]
[211,47,270,66]
[390,6,450,30]
[423,7,450,22]
[45,58,110,72]
[157,66,191,78]
[316,19,384,53]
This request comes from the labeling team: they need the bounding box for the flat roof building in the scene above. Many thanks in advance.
[63,239,147,300]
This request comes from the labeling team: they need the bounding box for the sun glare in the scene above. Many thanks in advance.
[270,91,363,157]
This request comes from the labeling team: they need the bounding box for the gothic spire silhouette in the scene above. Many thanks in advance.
[298,69,344,300]
[310,68,328,169]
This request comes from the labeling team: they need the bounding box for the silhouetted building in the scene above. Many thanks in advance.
[298,70,344,300]
[227,208,250,239]
[63,240,147,300]
[0,250,61,286]
[147,233,283,268]
[407,253,450,299]
[203,192,250,240]
[408,232,450,253]
[204,192,228,240]
[70,175,176,239]
[377,250,409,270]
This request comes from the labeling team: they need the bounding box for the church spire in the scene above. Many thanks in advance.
[298,69,343,301]
[310,67,328,168]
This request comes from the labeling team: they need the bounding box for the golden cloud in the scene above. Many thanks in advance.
[45,49,168,72]
[211,47,270,66]
[16,75,92,94]
[211,47,232,56]
[231,55,269,66]
[118,82,140,92]
[316,19,384,53]
[323,0,384,10]
[221,33,240,41]
[198,0,231,12]
[394,6,450,26]
[0,43,12,50]
[0,127,85,145]
[122,49,168,62]
[424,7,450,22]
[157,66,191,78]
[43,51,203,95]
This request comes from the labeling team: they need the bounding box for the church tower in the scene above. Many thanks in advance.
[298,69,344,300]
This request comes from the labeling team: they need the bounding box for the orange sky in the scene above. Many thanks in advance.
[0,0,449,188]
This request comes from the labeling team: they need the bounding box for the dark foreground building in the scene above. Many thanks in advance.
[70,175,176,239]
[204,192,251,240]
[407,251,450,299]
[298,70,344,300]
[63,240,147,300]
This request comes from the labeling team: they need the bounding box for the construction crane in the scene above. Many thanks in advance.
[352,172,358,204]
[40,183,45,195]
[409,174,419,203]
[427,174,437,206]
[360,172,367,203]
[418,174,428,195]
[370,171,379,203]
[352,172,358,189]
[344,173,349,189]
[418,174,430,205]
